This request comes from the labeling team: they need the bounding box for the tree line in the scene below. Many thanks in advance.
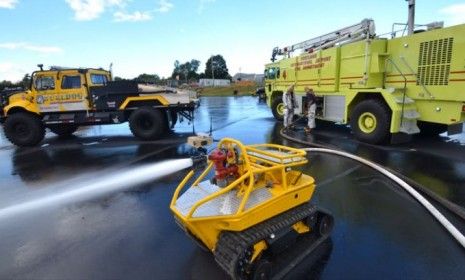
[171,54,231,82]
[0,74,31,91]
[116,54,231,84]
[1,55,231,90]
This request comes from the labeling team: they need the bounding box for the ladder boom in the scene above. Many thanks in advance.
[271,19,376,61]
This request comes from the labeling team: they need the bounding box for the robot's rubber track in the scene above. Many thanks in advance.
[214,202,319,279]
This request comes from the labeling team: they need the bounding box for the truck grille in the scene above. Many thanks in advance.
[417,37,453,86]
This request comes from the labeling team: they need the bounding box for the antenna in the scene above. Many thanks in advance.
[209,116,213,136]
[109,62,113,81]
[192,111,196,135]
[407,0,415,35]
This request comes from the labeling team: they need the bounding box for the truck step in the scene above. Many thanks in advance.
[394,96,414,104]
[399,119,420,134]
[386,87,405,94]
[43,114,76,124]
[402,109,420,119]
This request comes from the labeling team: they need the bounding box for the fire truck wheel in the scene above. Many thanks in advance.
[129,106,167,140]
[4,112,45,147]
[271,96,285,121]
[48,124,78,137]
[417,121,447,136]
[350,99,390,144]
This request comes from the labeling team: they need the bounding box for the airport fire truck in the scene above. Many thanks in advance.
[265,11,465,143]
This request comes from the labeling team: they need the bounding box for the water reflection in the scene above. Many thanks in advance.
[10,137,196,186]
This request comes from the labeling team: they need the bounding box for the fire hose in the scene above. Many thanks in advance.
[280,122,465,249]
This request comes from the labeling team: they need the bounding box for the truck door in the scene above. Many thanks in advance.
[34,73,89,112]
[57,72,89,111]
[34,74,59,112]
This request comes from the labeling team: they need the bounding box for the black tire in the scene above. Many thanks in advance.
[317,214,334,237]
[350,99,391,144]
[417,121,447,136]
[129,106,167,140]
[271,96,285,121]
[3,112,45,147]
[251,258,272,280]
[48,124,78,137]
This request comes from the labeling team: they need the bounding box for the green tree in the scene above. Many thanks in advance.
[21,74,31,89]
[134,73,161,84]
[171,59,201,82]
[205,55,230,80]
[0,73,31,91]
[0,80,15,91]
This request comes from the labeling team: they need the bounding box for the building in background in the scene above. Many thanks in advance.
[199,79,231,87]
[232,73,264,84]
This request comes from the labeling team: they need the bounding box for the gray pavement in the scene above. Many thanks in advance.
[0,96,464,279]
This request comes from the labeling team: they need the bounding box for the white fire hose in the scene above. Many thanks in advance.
[303,147,465,249]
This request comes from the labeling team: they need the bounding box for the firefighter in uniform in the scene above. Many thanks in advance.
[283,84,298,129]
[304,87,317,133]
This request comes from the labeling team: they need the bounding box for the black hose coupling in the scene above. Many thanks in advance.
[191,154,208,170]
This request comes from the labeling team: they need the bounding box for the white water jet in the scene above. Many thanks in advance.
[0,158,193,220]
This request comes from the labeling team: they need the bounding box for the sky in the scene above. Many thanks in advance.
[1,0,465,82]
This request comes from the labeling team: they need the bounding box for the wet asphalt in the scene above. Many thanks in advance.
[0,96,464,279]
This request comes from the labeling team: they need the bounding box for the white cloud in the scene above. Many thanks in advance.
[156,0,173,13]
[440,3,465,25]
[0,0,18,9]
[198,0,215,14]
[0,42,62,54]
[65,0,128,21]
[0,62,26,82]
[113,10,152,22]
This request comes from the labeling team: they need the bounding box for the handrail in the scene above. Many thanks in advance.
[170,170,194,206]
[248,143,307,157]
[170,162,212,209]
[192,162,213,187]
[246,145,307,166]
[218,137,251,170]
[237,174,256,214]
[385,58,408,126]
[251,164,285,174]
[399,56,434,99]
[174,139,309,219]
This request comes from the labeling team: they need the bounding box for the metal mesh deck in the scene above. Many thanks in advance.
[175,180,272,217]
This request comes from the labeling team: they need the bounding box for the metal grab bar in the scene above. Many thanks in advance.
[399,56,434,99]
[385,58,408,126]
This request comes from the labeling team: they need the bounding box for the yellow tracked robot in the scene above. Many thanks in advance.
[170,138,333,279]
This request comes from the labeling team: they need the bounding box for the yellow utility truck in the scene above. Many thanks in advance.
[266,19,465,143]
[171,138,333,279]
[0,65,197,146]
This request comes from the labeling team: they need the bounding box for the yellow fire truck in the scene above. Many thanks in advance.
[265,18,465,144]
[0,66,197,147]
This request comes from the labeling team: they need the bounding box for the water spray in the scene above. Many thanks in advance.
[0,158,203,221]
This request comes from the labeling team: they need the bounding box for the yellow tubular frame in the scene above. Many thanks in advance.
[170,170,194,206]
[170,138,310,219]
